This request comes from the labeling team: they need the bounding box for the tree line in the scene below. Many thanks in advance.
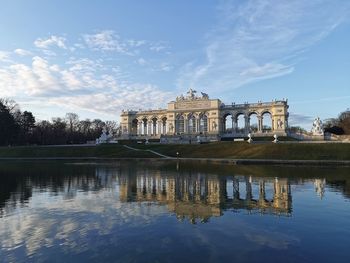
[324,109,350,135]
[0,98,120,146]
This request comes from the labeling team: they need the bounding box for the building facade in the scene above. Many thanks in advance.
[120,89,289,140]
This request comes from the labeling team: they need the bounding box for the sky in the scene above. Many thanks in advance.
[0,0,349,129]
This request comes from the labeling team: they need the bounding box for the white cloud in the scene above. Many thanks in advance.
[178,0,350,93]
[83,30,127,53]
[149,42,167,52]
[49,83,172,116]
[0,51,10,62]
[0,52,173,117]
[289,112,314,128]
[14,48,32,56]
[34,35,67,49]
[239,63,294,80]
[127,39,146,47]
[137,57,147,65]
[159,63,172,72]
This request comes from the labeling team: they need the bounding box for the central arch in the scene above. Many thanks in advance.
[249,112,258,133]
[161,117,167,134]
[199,113,208,133]
[223,113,233,133]
[175,114,184,134]
[187,113,196,134]
[131,119,138,135]
[236,113,245,134]
[262,112,272,132]
[151,117,158,135]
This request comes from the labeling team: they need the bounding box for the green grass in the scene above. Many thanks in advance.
[0,142,349,160]
[135,141,350,160]
[0,144,157,158]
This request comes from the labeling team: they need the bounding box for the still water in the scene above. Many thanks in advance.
[0,160,349,263]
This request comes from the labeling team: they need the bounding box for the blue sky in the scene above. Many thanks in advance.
[0,0,349,129]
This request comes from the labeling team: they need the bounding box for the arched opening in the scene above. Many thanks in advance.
[199,114,208,133]
[131,119,138,135]
[161,117,167,134]
[175,115,184,134]
[223,113,233,133]
[236,113,245,134]
[262,112,272,132]
[151,117,157,135]
[142,118,148,135]
[188,114,196,133]
[249,113,258,133]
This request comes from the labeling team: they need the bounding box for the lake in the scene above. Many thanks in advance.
[0,160,349,263]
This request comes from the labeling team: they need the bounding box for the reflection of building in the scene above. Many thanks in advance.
[314,179,326,199]
[119,171,292,223]
[120,89,289,140]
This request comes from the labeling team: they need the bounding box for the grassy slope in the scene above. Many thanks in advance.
[0,145,157,158]
[137,142,350,160]
[0,142,349,160]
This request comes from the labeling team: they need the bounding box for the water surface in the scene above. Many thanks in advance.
[0,161,349,263]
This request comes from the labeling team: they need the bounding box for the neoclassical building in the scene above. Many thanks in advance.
[120,89,289,140]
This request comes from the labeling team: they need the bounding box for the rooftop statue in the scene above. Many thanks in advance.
[187,88,197,100]
[176,89,209,102]
[201,92,209,99]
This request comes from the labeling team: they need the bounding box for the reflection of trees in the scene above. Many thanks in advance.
[0,162,114,216]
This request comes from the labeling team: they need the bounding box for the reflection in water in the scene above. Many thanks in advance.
[0,161,347,222]
[117,171,293,223]
[0,161,350,263]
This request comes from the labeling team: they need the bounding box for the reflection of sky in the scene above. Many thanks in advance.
[0,164,350,262]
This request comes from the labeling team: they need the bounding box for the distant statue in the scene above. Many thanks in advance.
[169,123,174,132]
[277,119,283,129]
[187,88,197,100]
[311,117,324,136]
[96,128,110,144]
[212,121,217,131]
[247,133,253,143]
[201,92,209,99]
[176,94,185,101]
[273,134,278,143]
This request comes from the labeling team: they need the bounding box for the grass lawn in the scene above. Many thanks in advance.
[0,142,349,160]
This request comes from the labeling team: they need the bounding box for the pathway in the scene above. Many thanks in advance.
[122,145,172,158]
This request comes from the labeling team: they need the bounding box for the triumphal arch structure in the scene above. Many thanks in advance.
[120,89,289,141]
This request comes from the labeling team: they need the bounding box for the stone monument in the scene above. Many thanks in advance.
[96,128,114,144]
[311,117,324,136]
[273,134,278,143]
[247,133,253,143]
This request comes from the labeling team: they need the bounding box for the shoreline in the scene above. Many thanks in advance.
[1,157,350,166]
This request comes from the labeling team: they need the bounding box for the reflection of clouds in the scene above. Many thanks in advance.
[244,231,299,250]
[0,190,167,260]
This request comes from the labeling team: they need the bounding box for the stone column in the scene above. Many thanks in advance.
[258,116,262,132]
[148,121,152,135]
[231,117,234,134]
[233,177,240,200]
[136,122,140,136]
[233,117,237,133]
[246,178,252,201]
[259,181,265,200]
[244,115,250,134]
[157,121,162,135]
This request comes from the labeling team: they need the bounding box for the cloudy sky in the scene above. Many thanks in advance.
[0,0,349,128]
